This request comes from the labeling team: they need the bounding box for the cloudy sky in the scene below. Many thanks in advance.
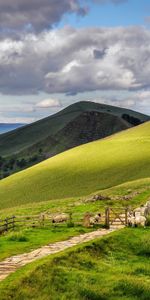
[0,0,150,123]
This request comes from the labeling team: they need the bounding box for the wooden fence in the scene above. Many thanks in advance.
[0,216,15,234]
[0,207,131,235]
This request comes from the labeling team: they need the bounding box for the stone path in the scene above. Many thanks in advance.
[0,228,118,282]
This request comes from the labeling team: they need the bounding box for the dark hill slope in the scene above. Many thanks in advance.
[23,110,130,158]
[0,101,149,158]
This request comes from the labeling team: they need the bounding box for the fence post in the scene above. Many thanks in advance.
[42,214,45,227]
[5,218,8,232]
[12,216,15,231]
[105,207,110,229]
[69,212,73,223]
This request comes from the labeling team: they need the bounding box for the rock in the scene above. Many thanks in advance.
[93,194,111,201]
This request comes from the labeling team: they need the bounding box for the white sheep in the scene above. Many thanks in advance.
[52,213,69,224]
[89,213,101,225]
[128,213,146,228]
[135,215,146,227]
[128,214,136,227]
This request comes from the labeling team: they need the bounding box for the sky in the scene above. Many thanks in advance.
[0,0,150,123]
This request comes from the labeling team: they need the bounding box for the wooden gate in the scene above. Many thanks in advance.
[105,207,128,228]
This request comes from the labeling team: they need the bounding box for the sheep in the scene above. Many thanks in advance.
[135,215,146,227]
[128,213,146,228]
[52,213,69,224]
[89,213,101,225]
[83,212,101,227]
[128,214,136,227]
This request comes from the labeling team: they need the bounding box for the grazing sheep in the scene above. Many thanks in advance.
[52,213,69,224]
[89,213,101,225]
[128,214,136,227]
[135,215,146,227]
[128,213,146,227]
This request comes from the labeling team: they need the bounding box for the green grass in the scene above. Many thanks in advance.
[0,122,150,210]
[0,177,149,262]
[0,228,149,300]
[1,176,150,217]
[0,175,149,264]
[0,225,93,262]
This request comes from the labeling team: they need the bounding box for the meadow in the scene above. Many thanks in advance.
[0,177,149,263]
[0,228,149,300]
[0,122,150,210]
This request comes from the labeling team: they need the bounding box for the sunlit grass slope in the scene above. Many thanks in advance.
[0,122,150,209]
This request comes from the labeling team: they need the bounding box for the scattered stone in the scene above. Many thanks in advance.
[85,194,111,202]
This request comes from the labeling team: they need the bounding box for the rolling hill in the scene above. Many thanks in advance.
[0,101,149,158]
[0,121,150,210]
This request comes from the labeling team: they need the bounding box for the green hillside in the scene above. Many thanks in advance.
[0,121,150,209]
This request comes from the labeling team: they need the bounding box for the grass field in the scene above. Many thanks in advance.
[0,121,150,210]
[1,176,150,217]
[0,177,149,262]
[0,228,149,300]
[0,225,94,262]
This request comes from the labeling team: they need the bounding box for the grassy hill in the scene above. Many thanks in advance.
[0,121,150,210]
[0,101,149,158]
[0,101,149,179]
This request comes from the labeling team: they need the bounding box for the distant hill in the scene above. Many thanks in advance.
[0,123,25,134]
[0,101,149,178]
[0,121,150,209]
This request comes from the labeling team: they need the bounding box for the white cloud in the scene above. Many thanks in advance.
[0,26,150,104]
[36,98,61,108]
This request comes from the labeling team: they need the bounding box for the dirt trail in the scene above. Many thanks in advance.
[0,227,120,281]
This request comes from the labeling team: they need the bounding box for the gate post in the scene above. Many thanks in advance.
[105,207,110,229]
[125,207,128,226]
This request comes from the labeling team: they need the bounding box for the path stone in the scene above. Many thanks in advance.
[0,228,118,282]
